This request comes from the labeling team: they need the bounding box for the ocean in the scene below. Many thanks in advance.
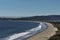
[0,20,47,40]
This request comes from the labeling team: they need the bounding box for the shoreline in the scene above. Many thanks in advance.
[26,23,58,40]
[15,22,48,40]
[24,22,48,39]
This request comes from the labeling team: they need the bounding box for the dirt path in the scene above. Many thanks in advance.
[26,23,58,40]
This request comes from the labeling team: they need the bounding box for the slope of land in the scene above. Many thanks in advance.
[0,15,60,22]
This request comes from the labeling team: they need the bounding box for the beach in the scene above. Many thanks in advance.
[26,22,58,40]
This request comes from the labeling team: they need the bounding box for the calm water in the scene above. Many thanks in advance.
[0,20,39,38]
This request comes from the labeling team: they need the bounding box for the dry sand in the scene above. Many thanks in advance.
[26,23,58,40]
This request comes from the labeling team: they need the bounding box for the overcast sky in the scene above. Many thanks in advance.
[0,0,60,17]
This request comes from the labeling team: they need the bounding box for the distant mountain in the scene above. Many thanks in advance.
[0,15,60,22]
[18,15,60,22]
[19,15,60,20]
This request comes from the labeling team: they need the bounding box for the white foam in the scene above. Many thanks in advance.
[8,32,30,40]
[6,23,41,40]
[3,22,47,40]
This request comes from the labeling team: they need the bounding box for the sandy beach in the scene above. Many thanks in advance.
[26,23,58,40]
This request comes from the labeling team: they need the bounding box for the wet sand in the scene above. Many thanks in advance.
[26,23,58,40]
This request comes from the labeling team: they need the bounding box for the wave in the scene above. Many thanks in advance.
[1,22,47,40]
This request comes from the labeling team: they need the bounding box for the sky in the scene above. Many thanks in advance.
[0,0,60,17]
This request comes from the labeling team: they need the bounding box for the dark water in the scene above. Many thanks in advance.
[0,20,39,38]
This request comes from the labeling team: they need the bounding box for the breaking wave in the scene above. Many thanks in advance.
[1,22,47,40]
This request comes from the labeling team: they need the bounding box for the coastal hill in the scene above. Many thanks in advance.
[20,15,60,20]
[0,15,60,22]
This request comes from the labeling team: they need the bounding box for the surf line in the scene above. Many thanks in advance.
[7,22,47,40]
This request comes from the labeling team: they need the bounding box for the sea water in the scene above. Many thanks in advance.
[0,20,41,40]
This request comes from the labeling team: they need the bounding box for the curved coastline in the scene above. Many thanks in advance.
[0,21,48,40]
[25,22,48,40]
[9,22,48,40]
[26,23,58,40]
